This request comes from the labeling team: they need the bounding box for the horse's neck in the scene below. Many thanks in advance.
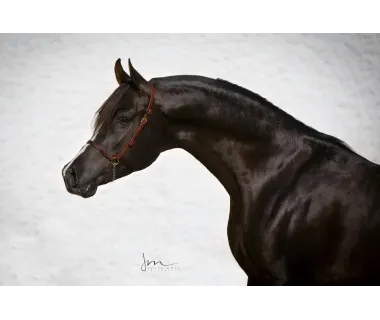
[169,122,292,195]
[161,83,289,199]
[169,124,242,197]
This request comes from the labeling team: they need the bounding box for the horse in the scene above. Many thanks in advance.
[62,58,380,285]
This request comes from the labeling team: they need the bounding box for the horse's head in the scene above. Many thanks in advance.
[62,58,168,198]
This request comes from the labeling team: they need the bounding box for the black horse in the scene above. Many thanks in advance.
[62,58,380,285]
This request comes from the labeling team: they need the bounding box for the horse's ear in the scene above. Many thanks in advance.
[128,58,151,94]
[114,58,131,85]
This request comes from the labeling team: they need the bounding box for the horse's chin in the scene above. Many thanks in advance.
[73,171,125,198]
[79,186,98,198]
[77,179,99,198]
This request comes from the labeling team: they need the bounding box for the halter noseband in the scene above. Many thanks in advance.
[87,84,155,181]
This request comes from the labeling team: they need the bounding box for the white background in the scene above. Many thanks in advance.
[1,33,379,285]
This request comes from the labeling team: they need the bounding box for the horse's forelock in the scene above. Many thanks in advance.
[92,83,130,134]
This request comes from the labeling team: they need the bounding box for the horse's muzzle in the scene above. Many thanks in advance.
[62,164,98,198]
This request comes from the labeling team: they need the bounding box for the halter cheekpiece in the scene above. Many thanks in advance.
[87,84,155,181]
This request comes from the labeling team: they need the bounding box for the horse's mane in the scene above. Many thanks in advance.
[213,77,353,152]
[93,74,353,152]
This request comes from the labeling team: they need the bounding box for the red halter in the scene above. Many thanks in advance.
[87,84,155,171]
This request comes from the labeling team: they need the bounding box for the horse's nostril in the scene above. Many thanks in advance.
[71,168,77,180]
[66,167,78,188]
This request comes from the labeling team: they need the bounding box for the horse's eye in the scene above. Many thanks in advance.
[117,116,130,124]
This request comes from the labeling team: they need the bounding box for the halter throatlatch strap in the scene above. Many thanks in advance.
[87,84,155,165]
